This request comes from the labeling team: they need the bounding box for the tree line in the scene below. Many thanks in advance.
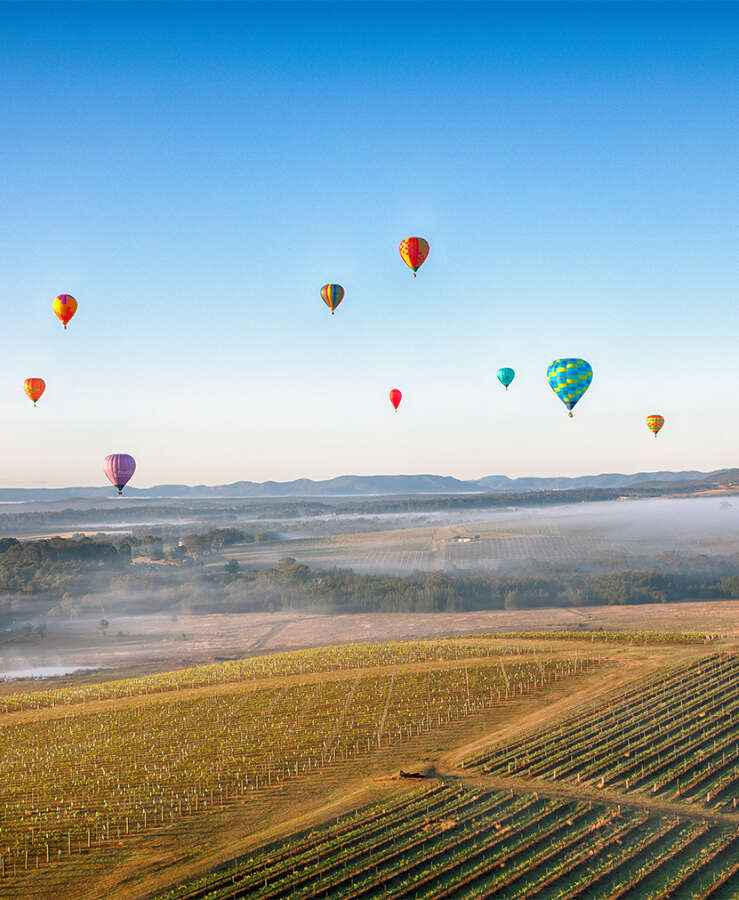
[1,533,738,622]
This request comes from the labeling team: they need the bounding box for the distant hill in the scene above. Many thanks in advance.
[477,470,713,492]
[0,469,730,501]
[701,468,739,487]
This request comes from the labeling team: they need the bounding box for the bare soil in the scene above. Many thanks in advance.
[1,600,736,695]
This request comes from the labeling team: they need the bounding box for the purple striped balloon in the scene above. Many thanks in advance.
[103,453,136,495]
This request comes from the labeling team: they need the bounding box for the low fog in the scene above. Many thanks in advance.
[1,493,737,682]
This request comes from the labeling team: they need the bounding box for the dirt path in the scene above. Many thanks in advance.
[429,771,739,826]
[248,620,290,652]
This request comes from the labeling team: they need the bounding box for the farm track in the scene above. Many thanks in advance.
[429,772,739,826]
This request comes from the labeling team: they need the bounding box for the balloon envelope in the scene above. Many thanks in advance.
[103,454,136,494]
[53,294,78,329]
[497,367,515,390]
[547,359,593,416]
[646,414,665,437]
[389,389,402,410]
[24,378,46,405]
[399,237,429,275]
[320,284,344,314]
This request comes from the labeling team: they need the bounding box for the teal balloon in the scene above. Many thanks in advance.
[547,358,593,416]
[497,367,515,390]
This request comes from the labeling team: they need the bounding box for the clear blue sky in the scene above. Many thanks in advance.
[0,2,736,487]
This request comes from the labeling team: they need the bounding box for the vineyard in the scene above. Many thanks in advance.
[467,654,739,810]
[453,631,720,645]
[0,648,599,880]
[0,638,548,713]
[158,785,738,900]
[228,527,623,575]
[1,631,735,899]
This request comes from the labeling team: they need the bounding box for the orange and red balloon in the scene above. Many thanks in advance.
[24,378,45,406]
[399,237,429,276]
[389,389,402,411]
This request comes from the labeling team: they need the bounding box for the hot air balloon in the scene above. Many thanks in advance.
[103,453,136,495]
[547,358,593,417]
[399,237,429,277]
[23,378,46,406]
[320,284,344,315]
[497,368,515,391]
[646,414,665,437]
[389,389,402,411]
[53,294,78,330]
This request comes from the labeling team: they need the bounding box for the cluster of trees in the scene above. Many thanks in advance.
[177,528,271,555]
[0,537,130,596]
[0,531,271,621]
[92,556,739,617]
[215,561,739,613]
[118,528,273,561]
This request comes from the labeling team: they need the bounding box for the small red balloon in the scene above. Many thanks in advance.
[389,389,402,411]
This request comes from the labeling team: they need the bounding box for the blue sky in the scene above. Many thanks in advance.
[0,2,736,487]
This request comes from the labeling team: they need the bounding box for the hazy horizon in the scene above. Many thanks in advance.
[0,464,733,492]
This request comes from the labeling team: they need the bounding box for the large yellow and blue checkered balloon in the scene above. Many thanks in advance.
[547,358,593,417]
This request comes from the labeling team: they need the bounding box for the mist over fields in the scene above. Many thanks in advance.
[0,491,736,621]
[241,495,739,575]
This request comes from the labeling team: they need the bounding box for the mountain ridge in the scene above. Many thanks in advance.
[0,469,729,501]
